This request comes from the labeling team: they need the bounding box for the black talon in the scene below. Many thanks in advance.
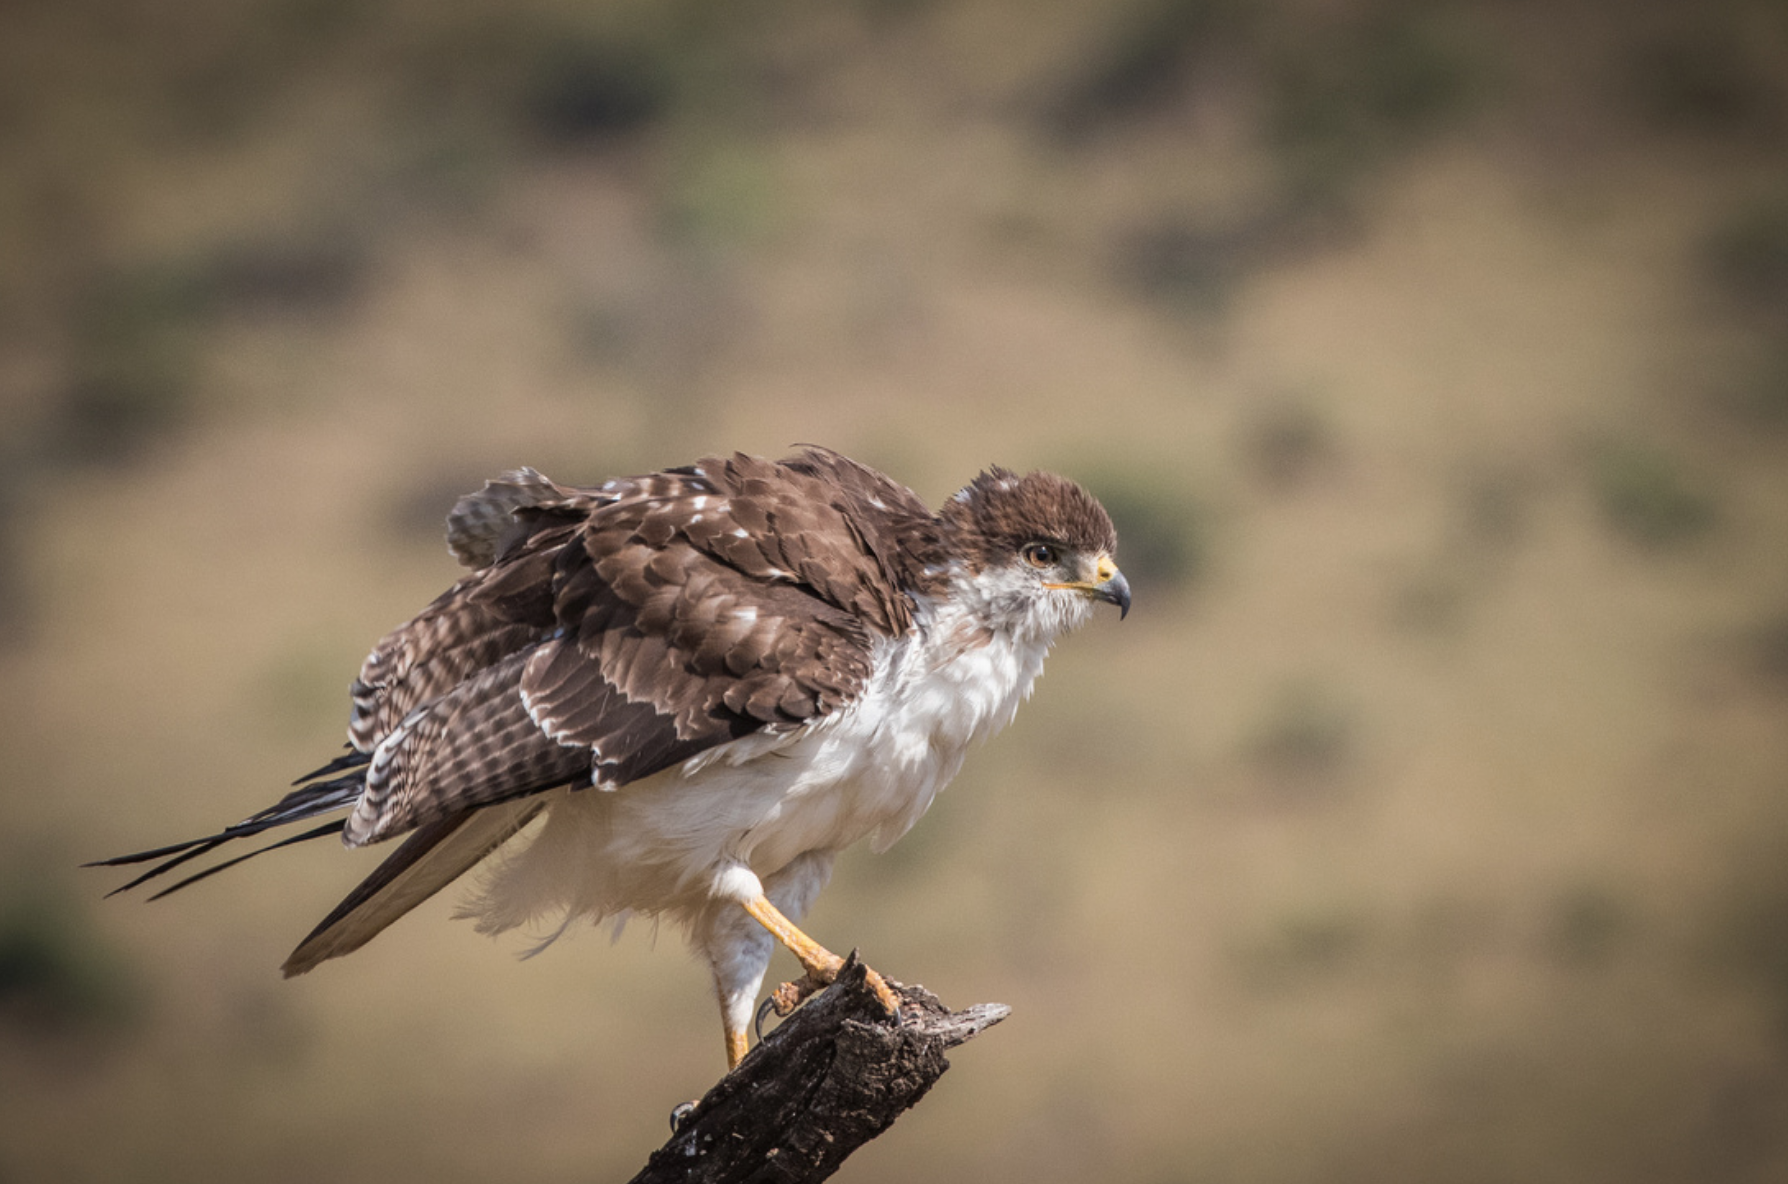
[669,1101,697,1134]
[754,994,779,1041]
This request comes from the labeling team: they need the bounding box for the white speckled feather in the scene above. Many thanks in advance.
[104,449,1126,1068]
[460,570,1090,959]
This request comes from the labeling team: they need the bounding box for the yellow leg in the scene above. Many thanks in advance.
[723,1020,749,1070]
[740,894,902,1017]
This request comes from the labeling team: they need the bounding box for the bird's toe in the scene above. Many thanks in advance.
[769,972,825,1018]
[863,966,903,1018]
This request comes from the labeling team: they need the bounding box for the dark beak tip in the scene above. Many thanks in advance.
[1099,571,1133,620]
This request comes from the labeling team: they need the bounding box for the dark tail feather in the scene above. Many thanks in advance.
[86,833,230,869]
[90,754,371,897]
[290,747,372,787]
[282,800,543,976]
[239,760,370,832]
[147,821,348,901]
[93,837,232,896]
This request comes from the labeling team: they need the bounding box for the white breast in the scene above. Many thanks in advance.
[662,587,1053,874]
[464,582,1066,937]
[745,592,1052,863]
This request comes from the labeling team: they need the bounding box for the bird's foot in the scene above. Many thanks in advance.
[738,895,903,1026]
[769,971,826,1018]
[757,960,902,1039]
[771,963,902,1014]
[858,962,904,1017]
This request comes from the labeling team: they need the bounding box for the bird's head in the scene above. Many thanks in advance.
[939,467,1130,640]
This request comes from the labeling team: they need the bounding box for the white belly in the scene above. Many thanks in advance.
[462,597,1057,939]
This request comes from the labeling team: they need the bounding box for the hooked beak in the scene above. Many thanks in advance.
[1048,553,1131,620]
[1092,561,1132,620]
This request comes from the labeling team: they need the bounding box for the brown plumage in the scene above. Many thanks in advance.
[94,446,1130,1074]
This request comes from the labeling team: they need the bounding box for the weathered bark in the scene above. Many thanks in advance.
[627,956,1009,1184]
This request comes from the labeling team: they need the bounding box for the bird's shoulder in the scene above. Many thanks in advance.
[349,450,948,792]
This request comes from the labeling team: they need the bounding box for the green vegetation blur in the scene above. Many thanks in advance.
[3,1,1787,1181]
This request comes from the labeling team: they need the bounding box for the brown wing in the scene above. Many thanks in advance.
[340,448,936,846]
[95,448,948,975]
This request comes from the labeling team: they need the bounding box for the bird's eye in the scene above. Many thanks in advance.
[1021,542,1057,569]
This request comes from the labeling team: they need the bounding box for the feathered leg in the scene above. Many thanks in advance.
[704,851,887,1070]
[702,904,774,1070]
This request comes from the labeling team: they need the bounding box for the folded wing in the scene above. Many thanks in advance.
[99,448,938,971]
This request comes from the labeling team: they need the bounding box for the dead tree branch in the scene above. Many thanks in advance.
[627,955,1009,1184]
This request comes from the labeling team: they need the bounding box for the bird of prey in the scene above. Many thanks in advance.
[96,446,1129,1069]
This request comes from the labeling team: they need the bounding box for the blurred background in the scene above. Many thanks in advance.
[3,0,1787,1180]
